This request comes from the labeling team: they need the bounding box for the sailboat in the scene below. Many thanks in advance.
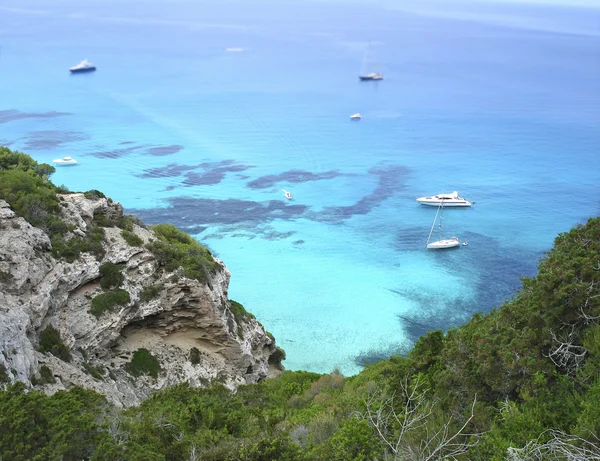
[359,42,383,81]
[426,203,461,249]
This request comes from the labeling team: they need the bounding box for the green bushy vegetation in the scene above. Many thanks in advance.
[90,289,131,317]
[121,229,144,246]
[146,223,221,284]
[1,216,596,460]
[98,262,124,290]
[139,283,163,303]
[189,347,202,365]
[38,365,56,384]
[50,224,106,262]
[126,349,161,379]
[229,300,255,323]
[0,364,8,383]
[38,325,72,362]
[0,148,108,262]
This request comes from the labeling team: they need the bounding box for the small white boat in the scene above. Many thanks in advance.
[69,59,96,73]
[53,156,78,165]
[350,113,362,120]
[426,204,461,250]
[416,191,471,207]
[282,189,292,199]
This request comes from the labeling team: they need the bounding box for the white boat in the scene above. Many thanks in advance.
[426,203,461,250]
[53,156,78,165]
[69,59,96,73]
[350,113,362,120]
[282,189,292,199]
[416,191,471,207]
[359,42,383,81]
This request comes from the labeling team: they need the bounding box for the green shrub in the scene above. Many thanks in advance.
[119,214,146,231]
[38,325,72,362]
[52,224,106,262]
[99,262,124,290]
[121,229,143,246]
[0,363,9,383]
[126,348,160,378]
[146,223,221,283]
[190,347,201,365]
[140,284,163,303]
[90,289,130,317]
[82,362,105,380]
[39,365,56,384]
[55,184,70,194]
[83,189,106,200]
[229,300,255,322]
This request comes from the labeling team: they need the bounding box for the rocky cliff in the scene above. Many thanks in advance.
[0,195,282,407]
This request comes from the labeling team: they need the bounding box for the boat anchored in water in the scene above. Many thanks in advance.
[416,191,472,207]
[69,59,96,73]
[426,203,461,250]
[282,189,292,199]
[53,156,78,165]
[350,113,361,120]
[359,42,383,81]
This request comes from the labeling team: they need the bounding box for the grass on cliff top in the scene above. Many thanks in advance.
[146,223,221,284]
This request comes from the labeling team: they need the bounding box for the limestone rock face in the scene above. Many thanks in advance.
[0,196,282,407]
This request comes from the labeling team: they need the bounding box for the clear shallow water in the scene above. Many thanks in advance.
[1,0,599,374]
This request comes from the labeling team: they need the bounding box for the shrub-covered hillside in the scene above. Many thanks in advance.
[1,146,599,460]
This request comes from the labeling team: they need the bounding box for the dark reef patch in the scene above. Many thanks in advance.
[394,225,429,251]
[312,165,410,222]
[87,145,145,159]
[127,196,308,234]
[182,164,253,186]
[137,163,198,179]
[0,109,71,124]
[22,130,89,150]
[136,160,253,186]
[145,145,184,156]
[247,169,343,189]
[88,144,184,159]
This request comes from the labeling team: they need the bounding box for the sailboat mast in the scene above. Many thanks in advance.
[426,204,441,245]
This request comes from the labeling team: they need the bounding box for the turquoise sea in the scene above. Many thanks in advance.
[1,0,599,375]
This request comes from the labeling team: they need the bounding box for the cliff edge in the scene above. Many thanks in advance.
[0,195,283,407]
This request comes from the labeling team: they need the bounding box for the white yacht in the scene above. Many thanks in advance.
[350,113,362,120]
[427,236,461,250]
[69,59,96,73]
[282,189,292,199]
[426,204,461,250]
[53,156,78,165]
[416,191,471,207]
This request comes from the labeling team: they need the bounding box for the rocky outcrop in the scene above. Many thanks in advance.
[0,196,283,407]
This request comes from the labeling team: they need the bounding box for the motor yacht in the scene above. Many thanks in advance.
[416,191,471,207]
[69,59,96,73]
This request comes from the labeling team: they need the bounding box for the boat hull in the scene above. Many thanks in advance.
[427,237,461,249]
[359,76,383,81]
[70,67,96,73]
[417,200,471,207]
